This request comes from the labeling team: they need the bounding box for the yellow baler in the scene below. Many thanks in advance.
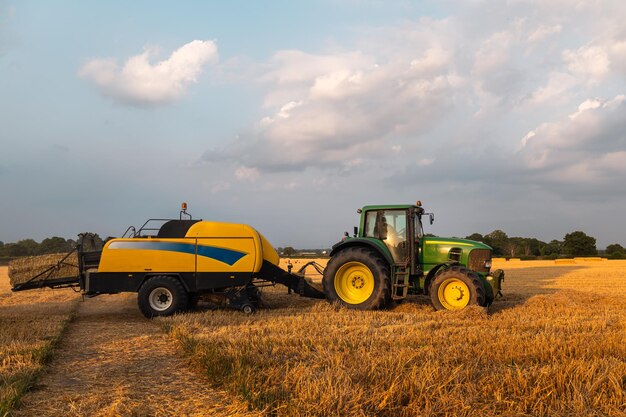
[83,218,323,317]
[11,208,324,317]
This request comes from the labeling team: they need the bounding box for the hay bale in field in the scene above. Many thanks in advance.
[8,253,79,287]
[554,259,576,265]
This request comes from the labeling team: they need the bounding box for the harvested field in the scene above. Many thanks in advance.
[163,260,626,416]
[2,260,625,416]
[11,293,257,417]
[0,266,80,415]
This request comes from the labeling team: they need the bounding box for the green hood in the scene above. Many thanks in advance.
[420,237,492,274]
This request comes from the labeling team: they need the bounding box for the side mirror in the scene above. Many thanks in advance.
[429,213,435,225]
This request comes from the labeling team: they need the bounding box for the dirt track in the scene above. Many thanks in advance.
[13,293,250,417]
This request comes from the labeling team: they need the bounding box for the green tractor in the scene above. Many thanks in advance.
[323,202,505,310]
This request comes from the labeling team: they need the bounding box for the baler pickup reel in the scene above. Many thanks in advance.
[11,233,102,293]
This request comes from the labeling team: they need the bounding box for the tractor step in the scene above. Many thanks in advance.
[391,265,410,299]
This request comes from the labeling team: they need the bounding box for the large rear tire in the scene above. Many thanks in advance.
[430,266,486,310]
[323,247,390,310]
[138,275,189,318]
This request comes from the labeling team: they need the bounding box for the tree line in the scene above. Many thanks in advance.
[0,231,624,262]
[462,230,625,259]
[0,235,104,263]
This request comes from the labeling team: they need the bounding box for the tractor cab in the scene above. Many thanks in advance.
[358,202,432,272]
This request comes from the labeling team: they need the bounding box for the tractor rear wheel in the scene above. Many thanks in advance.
[138,275,189,318]
[430,266,486,310]
[323,247,390,310]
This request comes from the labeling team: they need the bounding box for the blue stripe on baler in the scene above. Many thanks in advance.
[107,241,247,266]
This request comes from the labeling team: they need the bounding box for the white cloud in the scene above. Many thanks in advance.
[211,182,231,193]
[203,0,626,207]
[473,31,514,75]
[80,40,218,106]
[563,45,610,80]
[529,72,578,104]
[235,166,260,182]
[528,24,562,43]
[519,94,626,184]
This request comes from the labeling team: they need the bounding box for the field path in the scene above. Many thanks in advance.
[13,293,247,417]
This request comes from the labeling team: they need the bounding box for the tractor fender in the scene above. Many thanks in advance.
[330,238,394,267]
[424,263,457,295]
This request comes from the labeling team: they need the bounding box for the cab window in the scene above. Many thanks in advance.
[364,209,408,262]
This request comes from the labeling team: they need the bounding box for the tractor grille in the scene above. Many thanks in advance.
[468,249,491,273]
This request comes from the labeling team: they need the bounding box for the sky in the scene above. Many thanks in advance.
[1,0,625,249]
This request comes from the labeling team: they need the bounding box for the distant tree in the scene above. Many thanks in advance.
[509,237,544,257]
[605,243,625,259]
[465,233,484,242]
[504,239,520,257]
[39,236,73,254]
[484,230,509,256]
[282,246,296,257]
[423,233,437,238]
[2,240,37,257]
[562,231,597,257]
[542,240,562,257]
[16,239,39,256]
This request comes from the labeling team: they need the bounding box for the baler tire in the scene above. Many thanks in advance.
[323,247,390,310]
[138,275,189,318]
[241,304,255,315]
[430,266,486,311]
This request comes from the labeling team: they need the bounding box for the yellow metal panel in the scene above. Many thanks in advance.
[99,238,195,273]
[259,233,280,266]
[196,238,256,273]
[98,221,275,275]
[186,221,256,239]
[187,221,264,273]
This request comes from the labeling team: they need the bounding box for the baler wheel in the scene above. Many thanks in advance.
[138,276,189,318]
[429,266,486,310]
[241,304,255,315]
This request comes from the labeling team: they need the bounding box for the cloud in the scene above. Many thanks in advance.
[563,45,611,80]
[206,21,463,174]
[234,166,260,182]
[79,40,218,106]
[519,95,626,190]
[211,182,231,194]
[528,24,562,43]
[201,0,626,207]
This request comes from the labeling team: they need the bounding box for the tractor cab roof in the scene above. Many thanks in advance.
[360,203,425,214]
[361,204,417,211]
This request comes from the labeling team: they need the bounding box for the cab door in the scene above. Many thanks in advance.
[363,209,409,263]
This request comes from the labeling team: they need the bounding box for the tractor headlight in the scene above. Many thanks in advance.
[484,259,492,269]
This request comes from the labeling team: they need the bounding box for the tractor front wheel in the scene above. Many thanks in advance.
[138,275,189,318]
[323,247,390,310]
[430,266,487,310]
